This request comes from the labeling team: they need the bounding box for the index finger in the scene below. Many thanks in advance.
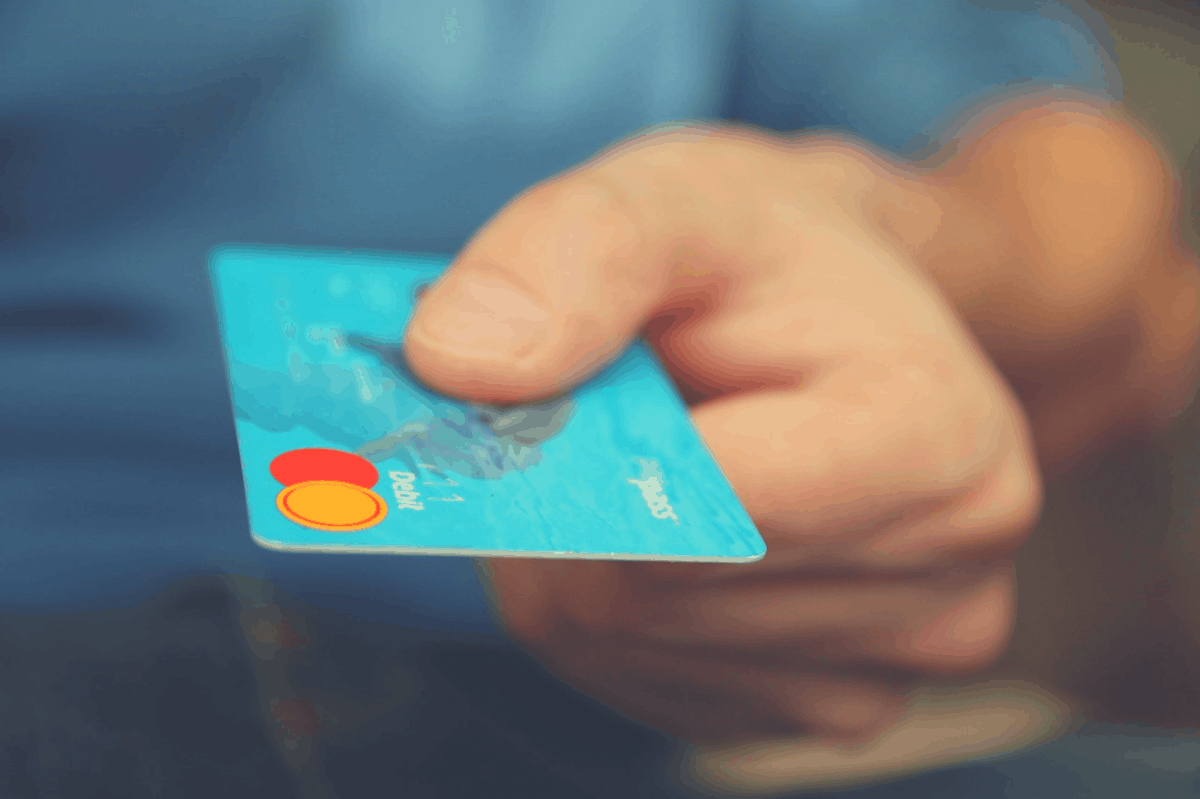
[402,122,858,404]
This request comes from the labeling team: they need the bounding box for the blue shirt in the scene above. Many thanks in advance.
[0,0,1119,633]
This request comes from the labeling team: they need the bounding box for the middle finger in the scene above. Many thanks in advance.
[632,560,1015,676]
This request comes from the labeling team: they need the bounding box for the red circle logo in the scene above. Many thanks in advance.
[269,448,380,488]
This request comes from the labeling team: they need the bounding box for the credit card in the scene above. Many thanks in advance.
[208,244,766,562]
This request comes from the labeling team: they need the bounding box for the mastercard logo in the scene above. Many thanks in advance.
[269,448,388,532]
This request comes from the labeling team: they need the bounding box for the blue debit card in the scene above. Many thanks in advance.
[208,244,766,562]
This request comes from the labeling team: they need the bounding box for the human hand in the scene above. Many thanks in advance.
[401,123,1042,746]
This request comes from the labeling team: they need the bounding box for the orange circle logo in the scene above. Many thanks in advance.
[270,449,388,532]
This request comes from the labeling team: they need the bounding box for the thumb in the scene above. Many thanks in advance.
[403,168,679,405]
[402,124,787,406]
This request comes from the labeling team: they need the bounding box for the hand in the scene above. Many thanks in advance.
[402,123,1042,746]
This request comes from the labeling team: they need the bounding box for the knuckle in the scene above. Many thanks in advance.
[901,353,1042,534]
[938,396,1008,485]
[901,579,1015,674]
[951,440,1044,558]
[895,384,995,492]
[987,451,1043,538]
[877,340,991,480]
[525,171,633,230]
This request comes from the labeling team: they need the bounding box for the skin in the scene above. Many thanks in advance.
[401,91,1200,747]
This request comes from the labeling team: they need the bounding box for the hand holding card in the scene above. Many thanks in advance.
[405,126,1042,746]
[209,244,764,562]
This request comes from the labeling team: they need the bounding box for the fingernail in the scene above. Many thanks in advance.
[409,277,552,361]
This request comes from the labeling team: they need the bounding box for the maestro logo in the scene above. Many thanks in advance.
[269,448,388,532]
